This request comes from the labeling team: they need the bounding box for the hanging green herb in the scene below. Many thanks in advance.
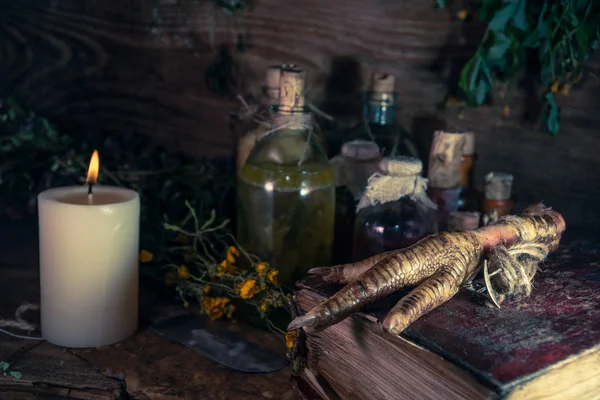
[438,0,600,135]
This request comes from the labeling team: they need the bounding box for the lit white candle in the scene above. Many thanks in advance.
[38,150,140,348]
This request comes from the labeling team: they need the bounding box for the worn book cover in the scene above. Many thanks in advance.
[291,234,600,400]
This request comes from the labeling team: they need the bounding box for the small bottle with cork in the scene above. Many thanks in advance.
[352,156,437,261]
[426,130,465,231]
[482,172,514,217]
[363,73,419,158]
[321,72,419,160]
[236,65,335,288]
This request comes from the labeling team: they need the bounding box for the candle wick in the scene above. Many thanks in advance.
[88,184,94,205]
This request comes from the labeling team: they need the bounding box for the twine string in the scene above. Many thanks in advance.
[483,241,550,308]
[0,302,43,340]
[467,213,553,308]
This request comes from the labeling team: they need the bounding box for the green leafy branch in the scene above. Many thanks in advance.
[438,0,600,134]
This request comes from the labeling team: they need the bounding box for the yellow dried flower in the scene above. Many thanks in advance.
[560,83,571,96]
[209,307,224,320]
[226,304,236,319]
[178,265,190,279]
[202,296,231,321]
[502,105,510,117]
[214,297,230,308]
[226,246,240,263]
[164,272,177,286]
[444,96,462,108]
[267,270,279,286]
[202,296,213,312]
[203,286,211,294]
[139,250,153,263]
[457,9,468,20]
[239,279,260,299]
[216,259,237,277]
[256,262,269,277]
[176,234,190,244]
[260,300,269,313]
[551,81,560,93]
[285,331,296,349]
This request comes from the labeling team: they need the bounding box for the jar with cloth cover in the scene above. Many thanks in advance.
[352,156,437,261]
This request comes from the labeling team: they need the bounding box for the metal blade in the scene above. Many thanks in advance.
[150,314,288,373]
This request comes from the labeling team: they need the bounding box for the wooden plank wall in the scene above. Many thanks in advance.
[1,0,599,229]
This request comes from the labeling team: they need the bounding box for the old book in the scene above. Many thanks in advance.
[291,234,600,400]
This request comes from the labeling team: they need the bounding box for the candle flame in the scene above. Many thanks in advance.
[86,150,100,185]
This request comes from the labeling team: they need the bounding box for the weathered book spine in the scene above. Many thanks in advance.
[290,288,494,400]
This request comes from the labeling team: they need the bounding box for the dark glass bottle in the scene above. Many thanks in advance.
[363,73,419,159]
[331,140,381,265]
[319,72,419,160]
[352,156,437,262]
[237,65,335,288]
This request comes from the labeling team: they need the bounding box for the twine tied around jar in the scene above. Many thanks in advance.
[357,156,437,212]
[465,214,552,309]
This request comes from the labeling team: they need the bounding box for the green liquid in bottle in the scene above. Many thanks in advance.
[237,161,334,288]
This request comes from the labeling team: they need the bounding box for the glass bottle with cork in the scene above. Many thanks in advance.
[321,72,419,159]
[330,140,381,264]
[363,73,419,158]
[237,65,335,288]
[236,66,282,175]
[426,130,465,231]
[352,156,437,261]
[482,172,514,217]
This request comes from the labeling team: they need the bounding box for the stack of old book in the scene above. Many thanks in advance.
[291,234,600,400]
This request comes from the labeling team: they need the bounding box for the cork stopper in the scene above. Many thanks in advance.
[448,211,481,231]
[379,156,423,177]
[278,64,305,112]
[484,172,514,200]
[341,140,380,161]
[462,131,475,155]
[428,130,465,188]
[371,73,395,93]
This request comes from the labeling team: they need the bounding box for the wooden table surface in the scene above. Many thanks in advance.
[0,221,295,400]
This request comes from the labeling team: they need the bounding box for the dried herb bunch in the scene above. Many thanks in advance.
[144,201,290,331]
[437,0,600,134]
